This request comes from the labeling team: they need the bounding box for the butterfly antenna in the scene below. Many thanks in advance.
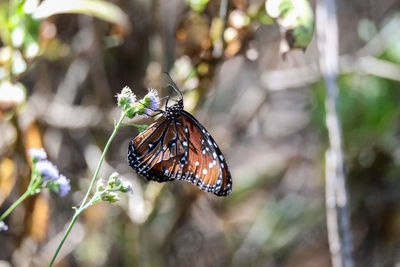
[163,72,183,100]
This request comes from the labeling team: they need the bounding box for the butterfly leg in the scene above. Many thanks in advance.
[164,96,171,109]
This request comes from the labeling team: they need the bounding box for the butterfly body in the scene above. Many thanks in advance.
[128,96,232,196]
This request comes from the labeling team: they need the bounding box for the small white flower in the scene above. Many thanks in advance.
[117,86,136,107]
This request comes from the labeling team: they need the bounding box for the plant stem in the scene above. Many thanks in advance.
[48,210,81,267]
[0,172,41,224]
[78,113,125,209]
[49,111,127,267]
[317,0,354,266]
[0,189,31,222]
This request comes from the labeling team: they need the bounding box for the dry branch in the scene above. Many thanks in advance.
[316,0,354,266]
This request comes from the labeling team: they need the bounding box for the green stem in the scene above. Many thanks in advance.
[49,111,128,267]
[48,210,81,267]
[78,112,126,209]
[120,122,144,127]
[0,188,31,222]
[28,168,38,188]
[0,173,42,223]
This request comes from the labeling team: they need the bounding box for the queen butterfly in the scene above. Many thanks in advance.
[128,81,232,196]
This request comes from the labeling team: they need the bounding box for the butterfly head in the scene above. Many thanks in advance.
[176,98,183,109]
[165,98,183,119]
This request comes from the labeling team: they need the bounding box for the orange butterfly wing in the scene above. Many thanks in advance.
[128,111,232,196]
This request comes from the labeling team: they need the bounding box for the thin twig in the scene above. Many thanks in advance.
[212,0,229,58]
[316,0,354,267]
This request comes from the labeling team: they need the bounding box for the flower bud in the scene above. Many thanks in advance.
[96,179,106,192]
[119,181,133,194]
[107,172,121,188]
[101,191,119,203]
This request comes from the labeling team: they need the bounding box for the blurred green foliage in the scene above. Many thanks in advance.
[313,14,400,156]
[266,0,314,50]
[0,0,129,115]
[185,0,210,13]
[313,74,399,151]
[0,0,40,77]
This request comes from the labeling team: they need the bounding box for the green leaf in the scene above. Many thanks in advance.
[185,0,209,13]
[33,0,130,30]
[266,0,314,50]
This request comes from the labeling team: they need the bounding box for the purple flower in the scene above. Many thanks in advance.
[147,88,160,110]
[28,148,47,161]
[143,88,160,115]
[127,184,133,194]
[58,175,71,197]
[35,160,59,181]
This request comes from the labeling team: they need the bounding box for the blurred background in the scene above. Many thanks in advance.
[1,0,400,266]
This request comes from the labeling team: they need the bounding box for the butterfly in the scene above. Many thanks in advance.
[128,79,232,196]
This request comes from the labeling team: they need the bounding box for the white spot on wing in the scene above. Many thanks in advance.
[209,162,213,168]
[202,169,207,175]
[195,161,199,166]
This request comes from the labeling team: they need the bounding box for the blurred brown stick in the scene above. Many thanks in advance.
[316,0,354,267]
